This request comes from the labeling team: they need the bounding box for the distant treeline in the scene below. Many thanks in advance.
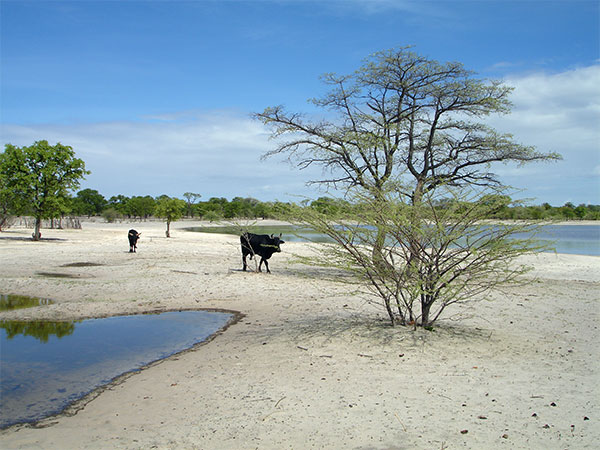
[63,189,600,222]
[70,191,291,222]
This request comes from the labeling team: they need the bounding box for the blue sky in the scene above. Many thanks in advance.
[1,0,599,205]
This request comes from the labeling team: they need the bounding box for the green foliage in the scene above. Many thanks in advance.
[72,188,107,216]
[0,141,89,239]
[296,188,546,327]
[192,197,285,220]
[101,207,121,223]
[107,195,130,215]
[203,210,222,222]
[125,196,156,219]
[183,192,202,217]
[482,201,600,221]
[0,162,17,230]
[155,196,186,236]
[310,197,336,216]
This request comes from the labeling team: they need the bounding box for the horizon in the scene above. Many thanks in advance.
[1,0,599,205]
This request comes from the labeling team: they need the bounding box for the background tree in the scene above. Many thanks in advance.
[108,195,130,216]
[256,47,561,326]
[183,192,202,217]
[125,196,155,220]
[0,141,89,240]
[154,196,186,237]
[201,197,228,221]
[72,188,107,217]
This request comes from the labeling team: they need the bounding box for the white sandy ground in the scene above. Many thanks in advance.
[0,219,598,449]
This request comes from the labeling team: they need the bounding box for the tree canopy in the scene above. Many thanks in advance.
[72,188,107,217]
[256,47,561,202]
[0,141,89,240]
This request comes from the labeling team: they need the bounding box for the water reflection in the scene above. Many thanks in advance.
[1,320,76,342]
[0,310,234,429]
[0,294,54,312]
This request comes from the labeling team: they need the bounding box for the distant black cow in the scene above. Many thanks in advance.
[128,229,141,252]
[241,232,285,273]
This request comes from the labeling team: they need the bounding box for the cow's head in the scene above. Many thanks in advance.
[270,233,285,252]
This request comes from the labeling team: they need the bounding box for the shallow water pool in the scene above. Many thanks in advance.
[0,294,54,312]
[0,310,234,429]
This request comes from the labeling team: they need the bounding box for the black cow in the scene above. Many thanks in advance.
[241,232,284,273]
[128,229,141,252]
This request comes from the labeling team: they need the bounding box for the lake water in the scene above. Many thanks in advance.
[188,224,600,256]
[0,310,233,429]
[514,224,600,256]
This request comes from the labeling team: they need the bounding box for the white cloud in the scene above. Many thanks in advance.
[0,111,322,201]
[486,64,600,204]
[502,65,599,144]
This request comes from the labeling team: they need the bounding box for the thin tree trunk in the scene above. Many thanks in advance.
[408,182,426,324]
[384,296,395,326]
[33,216,42,241]
[421,296,432,327]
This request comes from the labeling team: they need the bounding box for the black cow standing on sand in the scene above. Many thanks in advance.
[241,232,284,273]
[128,229,141,253]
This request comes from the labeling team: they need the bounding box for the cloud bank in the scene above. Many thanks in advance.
[1,111,322,201]
[2,65,598,205]
[488,64,600,204]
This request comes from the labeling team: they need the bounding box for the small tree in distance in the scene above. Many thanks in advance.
[183,192,202,217]
[256,47,561,327]
[155,197,186,237]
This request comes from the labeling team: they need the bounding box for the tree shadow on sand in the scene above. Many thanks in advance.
[60,262,104,268]
[0,236,65,242]
[248,309,495,355]
[36,272,94,279]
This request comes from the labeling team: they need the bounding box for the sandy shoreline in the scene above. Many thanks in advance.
[1,219,599,449]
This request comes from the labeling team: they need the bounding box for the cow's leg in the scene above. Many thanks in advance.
[262,258,270,274]
[242,253,248,271]
[258,257,264,273]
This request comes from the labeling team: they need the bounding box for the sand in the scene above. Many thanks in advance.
[0,219,598,449]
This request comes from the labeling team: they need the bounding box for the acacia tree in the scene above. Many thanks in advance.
[183,192,202,217]
[1,141,89,240]
[292,187,548,326]
[256,47,561,326]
